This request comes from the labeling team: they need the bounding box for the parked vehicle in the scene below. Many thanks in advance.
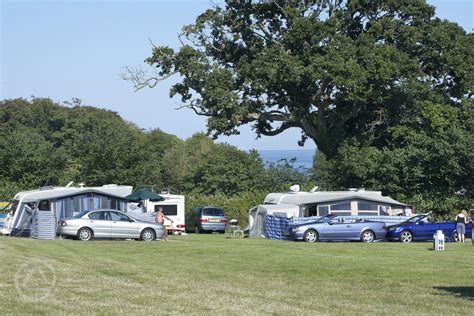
[192,206,226,233]
[128,190,186,234]
[57,210,164,241]
[386,213,472,243]
[286,214,387,242]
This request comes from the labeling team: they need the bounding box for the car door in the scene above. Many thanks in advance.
[323,219,352,240]
[314,222,331,240]
[414,221,438,240]
[110,211,139,238]
[87,211,112,237]
[345,222,363,240]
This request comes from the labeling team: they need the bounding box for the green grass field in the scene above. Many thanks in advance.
[0,235,473,315]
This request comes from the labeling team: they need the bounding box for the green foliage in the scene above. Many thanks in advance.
[161,133,271,195]
[0,98,305,204]
[264,159,312,192]
[185,191,268,228]
[137,0,472,157]
[0,98,178,198]
[312,100,474,215]
[130,0,474,217]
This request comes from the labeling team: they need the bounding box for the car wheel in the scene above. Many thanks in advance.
[399,230,413,243]
[303,229,318,242]
[195,225,200,234]
[77,227,93,241]
[361,230,375,243]
[141,228,156,241]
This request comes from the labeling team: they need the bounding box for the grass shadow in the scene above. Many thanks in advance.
[434,286,474,300]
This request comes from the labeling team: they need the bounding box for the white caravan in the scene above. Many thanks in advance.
[127,190,185,234]
[248,186,412,237]
[2,184,132,236]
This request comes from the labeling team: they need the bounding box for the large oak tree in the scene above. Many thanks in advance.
[125,0,473,157]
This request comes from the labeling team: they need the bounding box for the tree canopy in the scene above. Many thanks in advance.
[0,98,307,200]
[126,0,473,156]
[313,99,474,215]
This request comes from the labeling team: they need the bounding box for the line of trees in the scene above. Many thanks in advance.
[1,97,472,217]
[0,98,307,202]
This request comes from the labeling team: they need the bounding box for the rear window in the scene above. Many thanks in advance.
[203,208,224,217]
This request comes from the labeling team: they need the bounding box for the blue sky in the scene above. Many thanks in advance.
[1,0,472,150]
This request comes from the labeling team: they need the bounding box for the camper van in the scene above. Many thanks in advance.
[127,190,186,234]
[2,184,132,237]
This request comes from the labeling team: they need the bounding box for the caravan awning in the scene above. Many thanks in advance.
[258,204,300,218]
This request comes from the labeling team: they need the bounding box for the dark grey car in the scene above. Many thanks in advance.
[193,206,226,233]
[57,210,165,241]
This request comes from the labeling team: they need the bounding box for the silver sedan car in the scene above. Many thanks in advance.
[57,210,164,241]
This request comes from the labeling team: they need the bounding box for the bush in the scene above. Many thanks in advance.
[184,191,268,230]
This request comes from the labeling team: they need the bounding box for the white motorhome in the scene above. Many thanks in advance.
[2,184,132,237]
[127,190,186,234]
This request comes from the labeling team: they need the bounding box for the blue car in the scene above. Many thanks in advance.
[386,213,472,243]
[286,214,387,242]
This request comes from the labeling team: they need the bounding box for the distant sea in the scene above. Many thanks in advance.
[258,149,315,170]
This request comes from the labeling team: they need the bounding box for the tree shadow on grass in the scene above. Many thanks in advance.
[434,287,474,300]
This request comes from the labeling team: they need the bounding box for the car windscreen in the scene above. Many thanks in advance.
[404,215,426,223]
[315,214,334,223]
[203,208,224,217]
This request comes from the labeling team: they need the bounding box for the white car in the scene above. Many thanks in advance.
[57,210,164,241]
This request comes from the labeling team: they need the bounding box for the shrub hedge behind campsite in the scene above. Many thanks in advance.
[185,191,268,230]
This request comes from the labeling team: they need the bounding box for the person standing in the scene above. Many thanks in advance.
[455,210,468,243]
[155,207,173,241]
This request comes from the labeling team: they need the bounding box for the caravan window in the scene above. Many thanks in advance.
[92,195,111,210]
[155,205,178,216]
[318,205,329,216]
[357,202,377,211]
[54,197,74,219]
[379,206,389,215]
[330,202,351,211]
[110,198,126,211]
[307,205,318,217]
[357,201,379,216]
[73,195,91,214]
[38,200,49,211]
[330,211,352,216]
[328,201,351,216]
